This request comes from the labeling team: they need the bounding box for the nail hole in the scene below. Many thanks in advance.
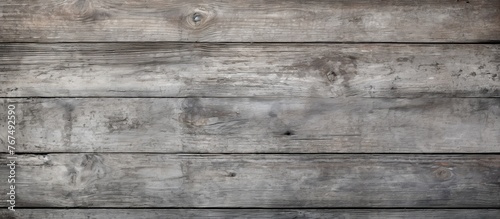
[228,172,236,177]
[284,130,294,136]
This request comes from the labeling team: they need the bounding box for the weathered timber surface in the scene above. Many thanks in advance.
[2,209,500,219]
[1,0,500,42]
[0,154,499,208]
[1,98,499,153]
[0,43,499,98]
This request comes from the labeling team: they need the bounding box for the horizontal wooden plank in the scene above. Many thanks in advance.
[1,43,499,98]
[1,0,500,42]
[2,209,500,219]
[1,97,499,153]
[1,154,499,207]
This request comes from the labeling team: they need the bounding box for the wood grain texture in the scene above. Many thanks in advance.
[1,0,500,42]
[1,43,499,98]
[0,154,499,208]
[2,209,500,219]
[1,98,499,153]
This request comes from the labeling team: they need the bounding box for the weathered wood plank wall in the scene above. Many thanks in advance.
[0,0,499,218]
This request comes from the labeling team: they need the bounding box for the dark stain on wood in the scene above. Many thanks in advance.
[180,98,248,134]
[106,115,142,133]
[396,56,415,63]
[61,101,75,147]
[180,98,204,128]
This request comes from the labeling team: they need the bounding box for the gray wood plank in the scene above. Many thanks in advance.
[2,209,500,219]
[1,98,499,153]
[1,0,499,42]
[1,43,499,98]
[0,154,499,208]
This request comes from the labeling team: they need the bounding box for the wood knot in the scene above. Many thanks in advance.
[67,154,106,187]
[59,0,111,22]
[326,70,337,82]
[38,154,53,166]
[192,13,202,23]
[433,167,454,181]
[183,7,216,30]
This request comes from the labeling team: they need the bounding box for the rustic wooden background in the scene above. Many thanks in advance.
[1,0,499,218]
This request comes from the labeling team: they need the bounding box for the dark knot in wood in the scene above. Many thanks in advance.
[183,7,216,30]
[433,167,454,181]
[192,13,202,22]
[326,70,337,82]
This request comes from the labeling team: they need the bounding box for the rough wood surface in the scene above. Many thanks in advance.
[1,0,500,42]
[1,43,499,98]
[1,98,499,153]
[2,209,500,219]
[1,154,499,208]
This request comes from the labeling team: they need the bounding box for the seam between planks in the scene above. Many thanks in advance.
[2,97,500,99]
[6,152,500,155]
[1,41,500,44]
[11,207,500,210]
